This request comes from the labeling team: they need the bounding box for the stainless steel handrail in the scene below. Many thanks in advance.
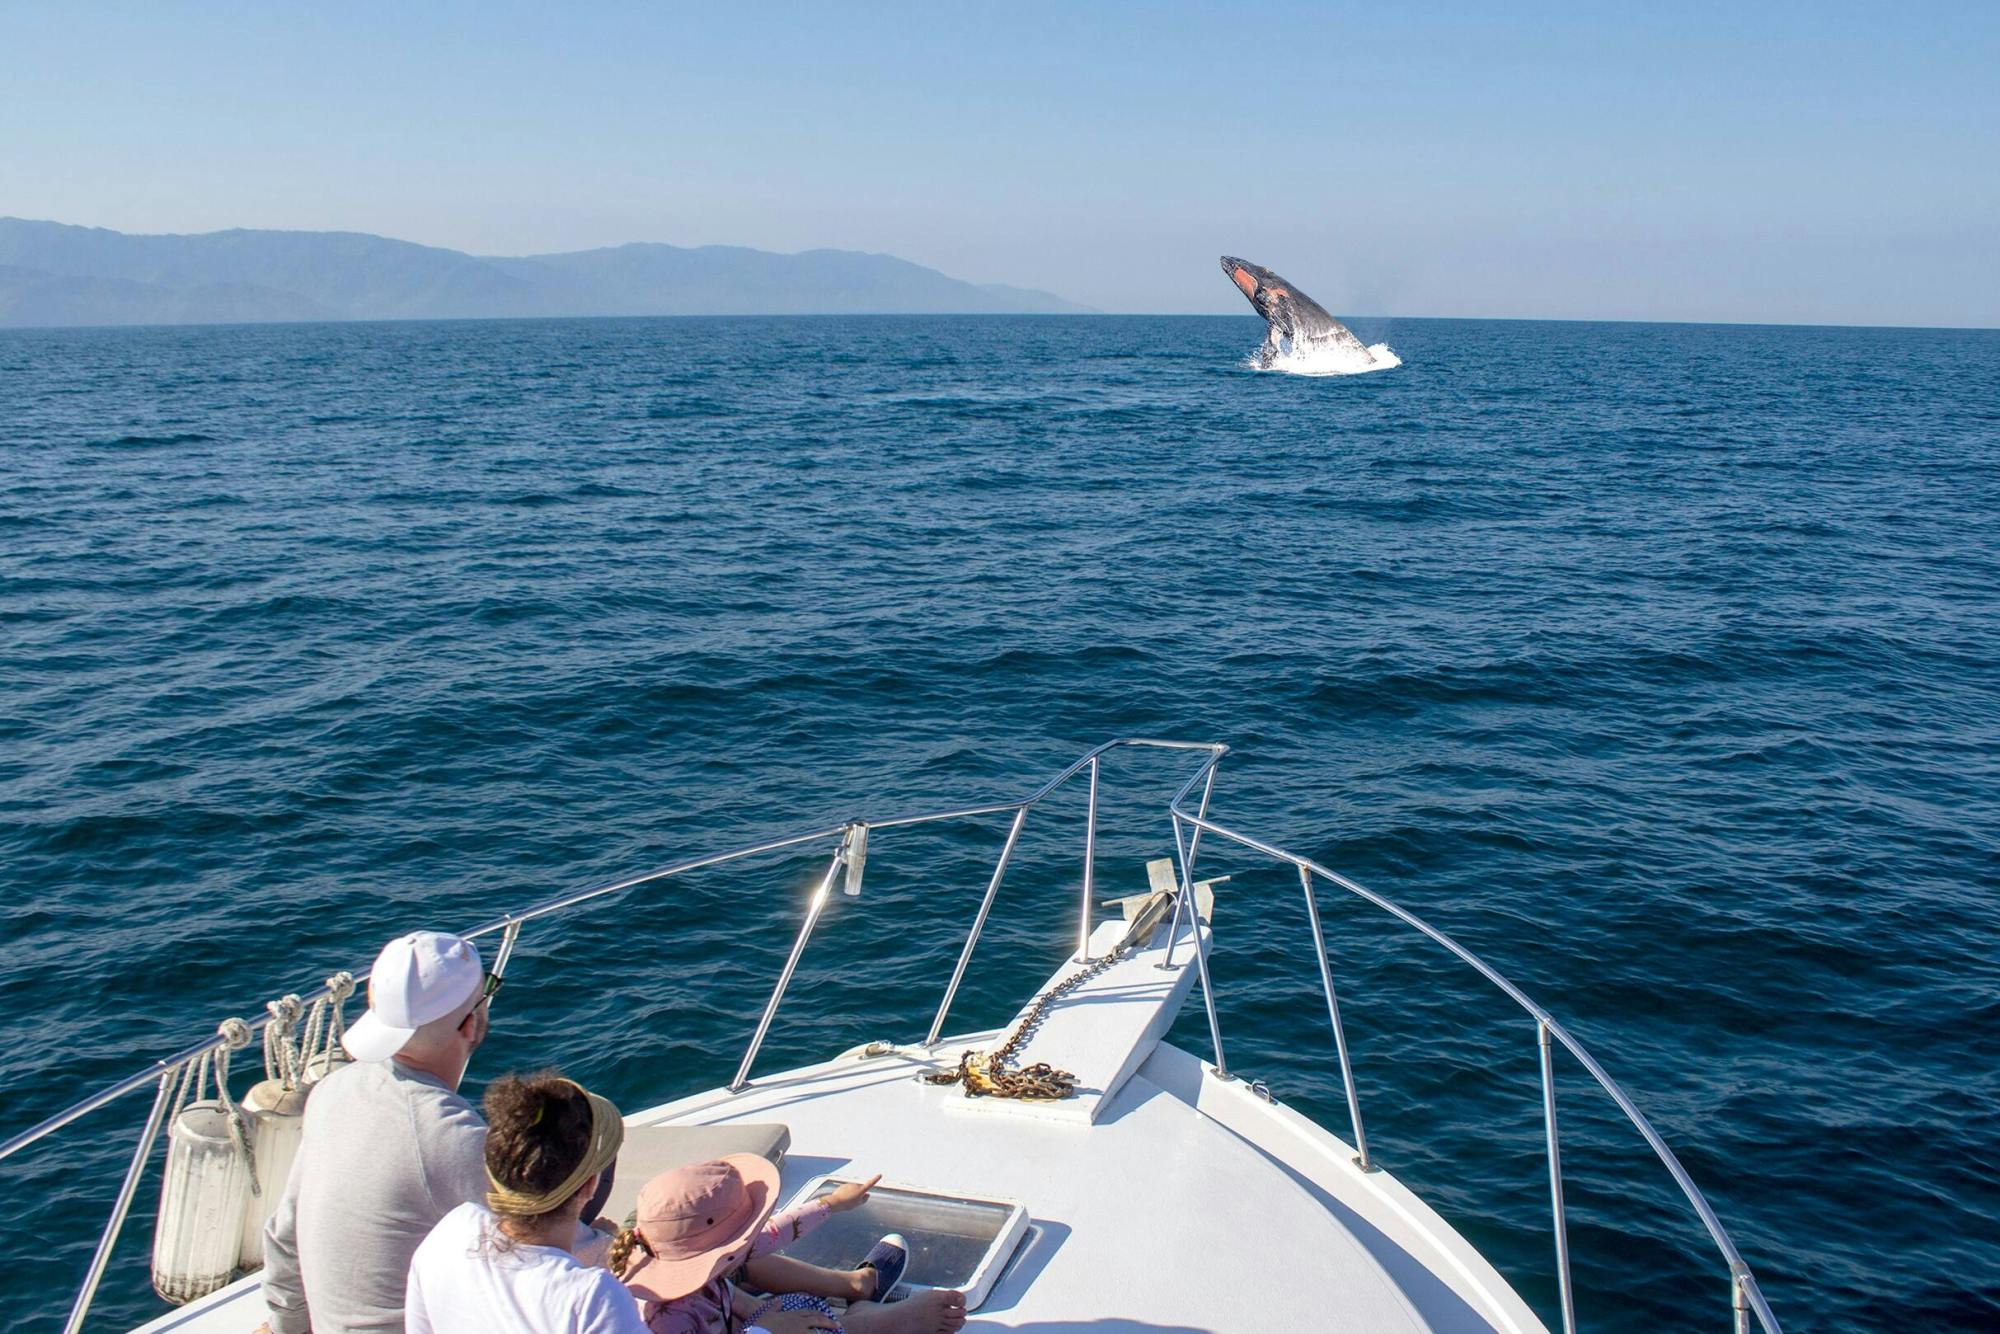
[2,738,1219,1167]
[2,737,1781,1334]
[0,821,845,1165]
[729,839,850,1092]
[1168,802,1784,1334]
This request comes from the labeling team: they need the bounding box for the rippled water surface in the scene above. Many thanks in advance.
[2,316,1996,1331]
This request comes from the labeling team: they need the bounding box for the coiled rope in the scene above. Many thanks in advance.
[262,995,305,1090]
[297,972,355,1081]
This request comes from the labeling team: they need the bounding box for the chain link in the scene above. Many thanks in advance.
[925,913,1159,1100]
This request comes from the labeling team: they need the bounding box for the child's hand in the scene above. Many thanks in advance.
[823,1173,881,1213]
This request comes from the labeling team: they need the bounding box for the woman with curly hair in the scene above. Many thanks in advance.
[406,1070,645,1333]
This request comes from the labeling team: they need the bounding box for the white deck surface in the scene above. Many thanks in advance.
[630,1041,1546,1333]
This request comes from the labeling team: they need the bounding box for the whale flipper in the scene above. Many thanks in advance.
[1220,256,1374,366]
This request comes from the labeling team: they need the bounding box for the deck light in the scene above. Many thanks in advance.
[841,823,869,897]
[844,824,876,896]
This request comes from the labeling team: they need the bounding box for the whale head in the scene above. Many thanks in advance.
[1219,256,1298,333]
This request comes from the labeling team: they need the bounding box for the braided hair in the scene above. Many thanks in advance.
[607,1222,649,1280]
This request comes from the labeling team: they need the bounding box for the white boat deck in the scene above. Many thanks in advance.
[137,909,1546,1334]
[649,1037,1547,1333]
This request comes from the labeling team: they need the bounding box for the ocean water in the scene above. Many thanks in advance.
[1,314,1996,1332]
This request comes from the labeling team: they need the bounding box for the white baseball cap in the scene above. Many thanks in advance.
[344,931,485,1063]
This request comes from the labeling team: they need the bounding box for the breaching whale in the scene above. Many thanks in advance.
[1220,255,1379,370]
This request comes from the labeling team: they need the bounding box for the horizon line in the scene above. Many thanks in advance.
[2,311,1994,335]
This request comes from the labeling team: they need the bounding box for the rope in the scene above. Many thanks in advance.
[210,1018,262,1196]
[263,995,304,1089]
[312,972,360,1088]
[297,971,356,1081]
[299,999,326,1071]
[325,971,354,1046]
[167,1050,202,1127]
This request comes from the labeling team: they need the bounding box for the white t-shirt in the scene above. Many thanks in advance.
[406,1202,649,1334]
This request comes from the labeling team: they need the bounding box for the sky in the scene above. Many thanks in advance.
[2,2,1995,325]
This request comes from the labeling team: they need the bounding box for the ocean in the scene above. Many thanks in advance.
[1,314,1995,1331]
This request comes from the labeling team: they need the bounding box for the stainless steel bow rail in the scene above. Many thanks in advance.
[0,738,1780,1334]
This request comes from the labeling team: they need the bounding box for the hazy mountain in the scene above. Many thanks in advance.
[0,219,1091,327]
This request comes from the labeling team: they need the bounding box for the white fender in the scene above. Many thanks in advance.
[150,1100,251,1304]
[235,1078,310,1270]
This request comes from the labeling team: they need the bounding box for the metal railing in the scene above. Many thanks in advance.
[1165,792,1784,1334]
[0,738,1780,1333]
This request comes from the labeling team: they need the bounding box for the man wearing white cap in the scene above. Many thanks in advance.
[260,931,495,1334]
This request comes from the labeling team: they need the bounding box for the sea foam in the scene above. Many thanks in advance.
[1252,339,1402,376]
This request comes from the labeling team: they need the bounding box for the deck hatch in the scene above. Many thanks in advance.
[780,1176,1028,1311]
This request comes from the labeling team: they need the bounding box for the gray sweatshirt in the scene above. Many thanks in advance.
[261,1058,487,1334]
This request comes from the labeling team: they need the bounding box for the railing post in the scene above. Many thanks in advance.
[731,843,845,1091]
[926,806,1029,1047]
[1184,759,1216,879]
[1158,757,1218,970]
[1733,1269,1750,1334]
[1299,865,1371,1170]
[62,1067,178,1334]
[491,918,522,985]
[1173,811,1230,1080]
[1077,756,1099,961]
[1540,1019,1578,1334]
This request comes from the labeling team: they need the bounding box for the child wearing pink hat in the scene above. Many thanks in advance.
[611,1157,966,1334]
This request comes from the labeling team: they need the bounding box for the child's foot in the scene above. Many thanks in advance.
[875,1288,965,1333]
[854,1232,909,1301]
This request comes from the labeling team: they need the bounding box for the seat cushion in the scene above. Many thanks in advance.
[602,1122,791,1226]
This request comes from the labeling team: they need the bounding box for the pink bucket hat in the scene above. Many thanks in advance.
[622,1154,782,1303]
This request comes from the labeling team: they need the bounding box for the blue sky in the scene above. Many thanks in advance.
[2,2,1994,324]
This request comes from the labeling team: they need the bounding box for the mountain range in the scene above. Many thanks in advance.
[0,219,1091,327]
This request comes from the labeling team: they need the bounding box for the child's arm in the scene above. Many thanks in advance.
[744,1199,832,1261]
[743,1172,882,1261]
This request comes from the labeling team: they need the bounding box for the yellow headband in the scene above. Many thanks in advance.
[486,1080,624,1217]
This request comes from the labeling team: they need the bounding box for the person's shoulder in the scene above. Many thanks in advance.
[410,1201,483,1273]
[418,1200,487,1248]
[297,1059,383,1129]
[383,1064,485,1132]
[560,1259,648,1332]
[443,1199,487,1225]
[304,1058,371,1102]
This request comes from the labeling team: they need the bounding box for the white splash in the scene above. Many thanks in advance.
[1251,339,1402,377]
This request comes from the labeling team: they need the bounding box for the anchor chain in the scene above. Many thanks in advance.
[925,903,1166,1100]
